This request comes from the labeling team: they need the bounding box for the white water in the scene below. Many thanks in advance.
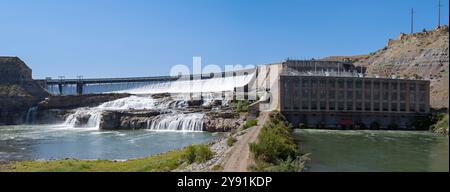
[63,95,196,130]
[62,73,254,132]
[113,73,255,94]
[146,113,204,132]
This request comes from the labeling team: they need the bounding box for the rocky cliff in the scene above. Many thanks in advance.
[0,57,49,125]
[324,26,449,109]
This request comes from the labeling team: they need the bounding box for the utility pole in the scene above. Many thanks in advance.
[410,8,415,34]
[438,0,442,27]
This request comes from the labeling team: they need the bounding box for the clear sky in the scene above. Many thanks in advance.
[0,0,448,79]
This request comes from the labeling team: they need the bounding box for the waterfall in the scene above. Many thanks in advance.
[113,73,255,94]
[61,73,254,131]
[62,95,203,131]
[25,106,38,124]
[146,113,204,132]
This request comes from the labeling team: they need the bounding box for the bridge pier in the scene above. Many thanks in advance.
[58,83,63,95]
[76,82,83,95]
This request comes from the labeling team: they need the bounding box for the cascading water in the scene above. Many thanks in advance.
[25,106,38,124]
[146,113,204,132]
[62,95,204,131]
[62,73,254,132]
[113,73,255,94]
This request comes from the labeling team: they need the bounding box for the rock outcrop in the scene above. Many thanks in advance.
[38,93,131,110]
[203,111,245,132]
[323,26,449,109]
[99,110,161,130]
[0,57,49,125]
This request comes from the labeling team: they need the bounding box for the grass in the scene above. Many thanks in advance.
[0,144,214,172]
[249,112,307,172]
[243,119,258,130]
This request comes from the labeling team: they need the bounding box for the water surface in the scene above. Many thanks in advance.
[294,129,449,172]
[0,125,216,161]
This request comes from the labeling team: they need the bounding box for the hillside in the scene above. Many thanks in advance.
[0,57,49,125]
[324,26,449,109]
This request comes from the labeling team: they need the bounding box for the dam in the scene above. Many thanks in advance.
[3,57,432,130]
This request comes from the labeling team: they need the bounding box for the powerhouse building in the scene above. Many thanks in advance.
[277,60,430,129]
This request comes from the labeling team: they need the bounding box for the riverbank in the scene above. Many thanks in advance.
[431,113,449,135]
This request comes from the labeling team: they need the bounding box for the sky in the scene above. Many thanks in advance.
[0,0,448,79]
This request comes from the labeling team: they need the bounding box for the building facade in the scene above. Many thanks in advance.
[278,61,430,129]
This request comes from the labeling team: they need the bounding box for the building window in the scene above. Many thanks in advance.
[374,102,380,111]
[338,90,345,101]
[356,102,362,111]
[365,102,371,111]
[320,101,326,110]
[355,90,362,101]
[355,80,362,89]
[364,81,371,90]
[338,79,345,89]
[400,103,406,112]
[347,101,353,111]
[419,92,426,103]
[329,101,336,110]
[311,100,317,110]
[419,104,426,112]
[419,83,426,91]
[347,80,353,89]
[338,102,345,111]
[391,103,398,111]
[383,103,389,111]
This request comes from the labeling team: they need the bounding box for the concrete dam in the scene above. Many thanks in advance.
[34,59,432,130]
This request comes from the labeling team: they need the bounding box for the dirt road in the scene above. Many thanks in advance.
[222,112,269,172]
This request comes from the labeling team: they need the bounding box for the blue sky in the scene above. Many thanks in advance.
[0,0,448,79]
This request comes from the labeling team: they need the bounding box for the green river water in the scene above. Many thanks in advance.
[294,129,449,172]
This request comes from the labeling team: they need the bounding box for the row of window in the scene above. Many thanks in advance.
[282,78,428,112]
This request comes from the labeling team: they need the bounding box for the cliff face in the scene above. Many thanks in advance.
[324,26,449,109]
[0,57,49,125]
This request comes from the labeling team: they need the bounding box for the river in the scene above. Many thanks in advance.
[294,129,449,172]
[0,125,216,162]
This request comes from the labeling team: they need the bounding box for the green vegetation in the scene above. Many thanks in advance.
[243,119,258,129]
[415,113,449,134]
[227,136,236,147]
[431,113,449,135]
[0,144,214,172]
[249,112,307,172]
[0,149,184,172]
[181,144,214,164]
[233,100,249,112]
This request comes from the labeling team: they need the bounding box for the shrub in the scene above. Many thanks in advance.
[243,119,258,129]
[262,155,310,172]
[227,136,236,147]
[250,112,297,164]
[234,100,249,112]
[181,144,214,164]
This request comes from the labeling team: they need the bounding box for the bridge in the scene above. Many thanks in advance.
[36,68,256,95]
